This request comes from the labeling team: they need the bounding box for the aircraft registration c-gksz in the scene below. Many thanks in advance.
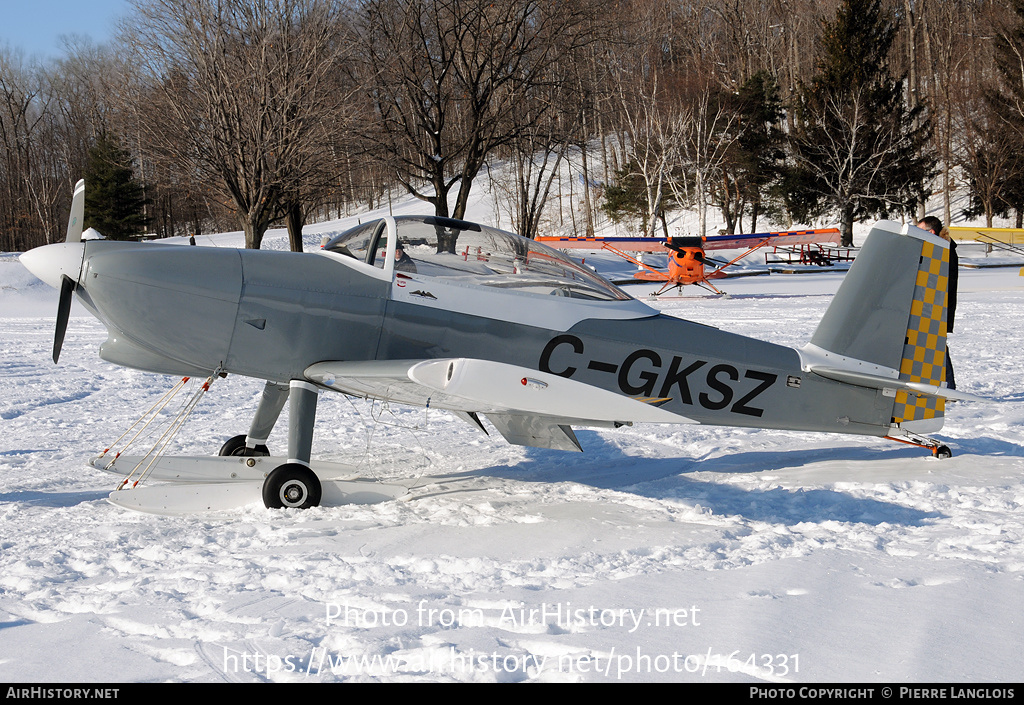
[20,181,988,513]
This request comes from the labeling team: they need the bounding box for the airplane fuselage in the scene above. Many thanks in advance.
[17,191,964,512]
[70,239,892,440]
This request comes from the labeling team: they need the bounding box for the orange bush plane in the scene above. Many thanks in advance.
[537,229,843,295]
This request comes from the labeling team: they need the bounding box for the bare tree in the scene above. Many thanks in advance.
[612,85,665,237]
[956,101,1024,226]
[917,0,993,226]
[500,108,573,239]
[671,80,741,237]
[124,0,350,250]
[959,0,1024,226]
[0,49,67,251]
[352,0,601,221]
[602,0,685,238]
[603,1,741,239]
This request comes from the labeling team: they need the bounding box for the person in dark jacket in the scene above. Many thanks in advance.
[917,216,957,390]
[394,244,417,273]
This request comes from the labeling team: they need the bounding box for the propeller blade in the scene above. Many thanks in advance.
[53,274,76,364]
[66,179,85,243]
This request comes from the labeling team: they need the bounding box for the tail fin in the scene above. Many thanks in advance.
[801,220,954,433]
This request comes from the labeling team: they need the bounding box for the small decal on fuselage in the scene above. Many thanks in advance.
[539,334,778,417]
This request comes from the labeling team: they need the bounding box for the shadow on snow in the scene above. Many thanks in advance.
[454,432,946,527]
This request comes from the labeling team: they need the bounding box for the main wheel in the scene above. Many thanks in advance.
[262,463,322,509]
[218,434,270,457]
[933,445,953,459]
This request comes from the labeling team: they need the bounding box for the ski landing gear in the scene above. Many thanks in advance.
[99,377,408,514]
[230,380,325,510]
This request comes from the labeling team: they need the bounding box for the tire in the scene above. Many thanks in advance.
[218,434,270,457]
[262,464,322,509]
[933,445,953,459]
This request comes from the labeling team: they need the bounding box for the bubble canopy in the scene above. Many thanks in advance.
[324,215,631,302]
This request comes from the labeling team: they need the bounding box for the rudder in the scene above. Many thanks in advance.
[891,236,949,430]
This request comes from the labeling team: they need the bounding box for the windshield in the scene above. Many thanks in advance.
[325,216,630,301]
[323,220,386,265]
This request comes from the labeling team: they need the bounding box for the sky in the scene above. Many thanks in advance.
[0,0,131,60]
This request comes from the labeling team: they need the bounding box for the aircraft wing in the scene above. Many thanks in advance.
[704,228,841,251]
[535,236,667,252]
[537,229,841,253]
[305,358,694,451]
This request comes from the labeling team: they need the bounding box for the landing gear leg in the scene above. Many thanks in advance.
[247,381,290,452]
[262,381,322,509]
[219,381,289,457]
[286,380,318,468]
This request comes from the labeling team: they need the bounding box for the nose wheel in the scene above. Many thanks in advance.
[218,434,270,457]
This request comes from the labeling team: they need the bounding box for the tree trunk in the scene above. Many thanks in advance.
[241,219,261,251]
[453,176,473,221]
[580,141,595,238]
[840,204,855,247]
[286,201,304,253]
[239,200,273,250]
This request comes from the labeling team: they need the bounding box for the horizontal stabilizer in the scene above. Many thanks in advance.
[807,366,990,403]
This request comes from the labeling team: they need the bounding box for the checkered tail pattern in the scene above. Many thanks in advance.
[891,240,949,425]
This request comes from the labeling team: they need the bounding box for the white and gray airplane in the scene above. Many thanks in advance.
[20,181,982,512]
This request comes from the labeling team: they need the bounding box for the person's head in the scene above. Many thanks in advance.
[917,216,943,237]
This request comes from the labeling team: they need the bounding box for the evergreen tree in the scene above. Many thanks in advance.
[785,0,934,246]
[718,71,786,233]
[83,133,149,241]
[602,161,679,237]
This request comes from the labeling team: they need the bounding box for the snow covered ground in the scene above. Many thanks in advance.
[1,216,1023,683]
